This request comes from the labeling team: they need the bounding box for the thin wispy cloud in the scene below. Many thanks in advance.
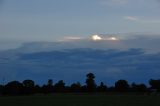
[124,16,160,23]
[59,36,84,42]
[124,16,139,21]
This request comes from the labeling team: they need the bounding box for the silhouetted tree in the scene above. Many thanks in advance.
[35,85,41,93]
[70,82,81,92]
[54,80,65,92]
[149,79,160,91]
[4,81,23,95]
[115,80,129,92]
[131,83,147,92]
[23,80,35,94]
[48,79,53,86]
[46,79,54,93]
[23,80,35,88]
[1,73,158,95]
[86,73,96,92]
[41,79,54,94]
[0,85,4,95]
[42,84,47,94]
[97,82,107,92]
[81,85,87,92]
[108,86,115,92]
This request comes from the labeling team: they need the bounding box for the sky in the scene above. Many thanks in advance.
[0,0,160,46]
[0,0,160,85]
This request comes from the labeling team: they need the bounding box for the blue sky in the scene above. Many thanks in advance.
[0,0,160,43]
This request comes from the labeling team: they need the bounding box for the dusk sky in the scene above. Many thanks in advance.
[0,0,160,85]
[0,0,160,43]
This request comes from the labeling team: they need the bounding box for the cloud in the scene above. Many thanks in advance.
[124,16,139,21]
[1,33,159,54]
[59,36,84,42]
[124,16,160,23]
[1,48,160,85]
[0,33,160,84]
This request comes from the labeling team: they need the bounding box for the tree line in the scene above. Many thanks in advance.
[0,73,160,95]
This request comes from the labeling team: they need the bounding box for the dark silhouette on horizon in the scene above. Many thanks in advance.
[0,73,160,96]
[86,73,96,92]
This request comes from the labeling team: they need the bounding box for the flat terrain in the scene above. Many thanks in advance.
[0,94,160,106]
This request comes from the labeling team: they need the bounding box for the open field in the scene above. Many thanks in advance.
[0,94,160,106]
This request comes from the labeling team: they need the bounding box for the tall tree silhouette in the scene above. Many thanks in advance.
[86,73,96,92]
[115,80,129,92]
[42,79,54,94]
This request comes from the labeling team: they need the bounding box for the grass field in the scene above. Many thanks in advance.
[0,94,160,106]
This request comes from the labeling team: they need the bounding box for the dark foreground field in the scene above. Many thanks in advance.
[0,94,160,106]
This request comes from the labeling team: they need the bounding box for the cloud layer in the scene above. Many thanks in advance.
[0,48,160,85]
[0,34,160,85]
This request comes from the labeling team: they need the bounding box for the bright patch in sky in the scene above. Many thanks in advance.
[63,37,82,41]
[92,35,102,41]
[91,34,119,41]
[108,37,118,41]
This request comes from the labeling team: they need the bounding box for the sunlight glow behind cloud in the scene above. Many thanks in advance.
[91,35,102,41]
[107,37,119,41]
